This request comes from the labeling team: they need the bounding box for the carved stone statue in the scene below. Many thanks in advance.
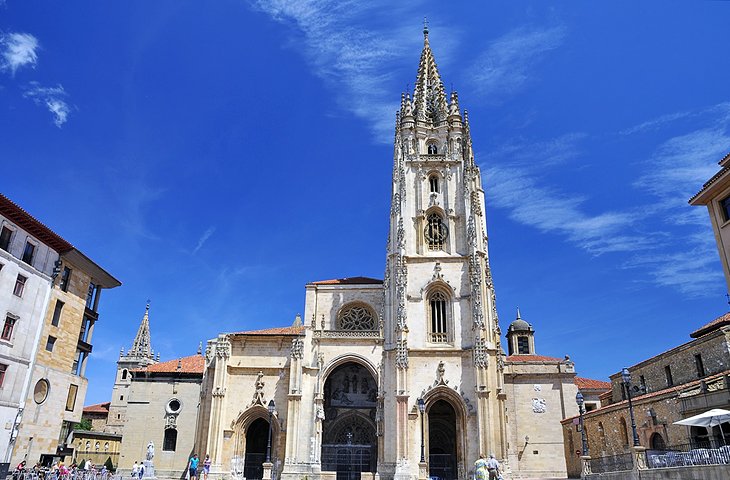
[146,441,155,461]
[252,371,265,406]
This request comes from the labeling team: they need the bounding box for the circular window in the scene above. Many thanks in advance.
[166,399,182,414]
[33,379,49,404]
[338,304,375,331]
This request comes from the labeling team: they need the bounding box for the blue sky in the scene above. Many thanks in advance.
[2,1,730,405]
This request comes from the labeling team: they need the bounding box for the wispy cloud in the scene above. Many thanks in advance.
[193,227,215,254]
[0,32,39,74]
[484,132,586,168]
[252,0,427,142]
[23,82,71,127]
[484,166,652,255]
[468,25,566,100]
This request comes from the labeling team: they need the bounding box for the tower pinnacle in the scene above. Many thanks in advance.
[129,301,154,360]
[412,23,447,124]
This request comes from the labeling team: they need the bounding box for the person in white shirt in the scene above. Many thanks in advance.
[132,462,139,479]
[486,454,501,480]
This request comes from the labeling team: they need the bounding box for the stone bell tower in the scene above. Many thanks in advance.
[381,24,507,480]
[105,303,158,434]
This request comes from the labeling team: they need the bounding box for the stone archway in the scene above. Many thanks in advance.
[321,362,378,480]
[428,400,457,480]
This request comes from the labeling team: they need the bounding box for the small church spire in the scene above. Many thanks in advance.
[516,306,522,320]
[129,301,154,360]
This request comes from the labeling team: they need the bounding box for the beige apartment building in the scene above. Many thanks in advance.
[0,193,120,467]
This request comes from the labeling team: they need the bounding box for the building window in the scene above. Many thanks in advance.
[665,365,674,387]
[120,395,123,401]
[428,290,449,343]
[95,442,100,451]
[85,282,97,310]
[337,304,376,331]
[79,315,93,343]
[51,300,64,327]
[721,196,730,222]
[22,241,36,265]
[167,399,182,414]
[60,267,71,292]
[517,336,530,354]
[598,422,607,448]
[66,384,78,411]
[121,369,128,380]
[163,428,177,451]
[46,335,56,352]
[425,213,448,250]
[33,379,49,404]
[428,175,440,193]
[620,417,629,446]
[0,226,12,251]
[427,143,438,154]
[86,441,91,450]
[695,354,706,378]
[104,442,109,451]
[2,315,16,341]
[13,274,27,297]
[73,349,86,375]
[0,363,6,387]
[639,375,647,393]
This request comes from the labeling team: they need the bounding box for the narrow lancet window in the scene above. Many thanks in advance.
[429,290,448,343]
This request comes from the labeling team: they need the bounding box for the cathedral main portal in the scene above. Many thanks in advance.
[428,400,458,480]
[321,363,377,480]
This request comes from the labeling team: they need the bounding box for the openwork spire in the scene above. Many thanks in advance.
[413,25,448,124]
[129,302,154,359]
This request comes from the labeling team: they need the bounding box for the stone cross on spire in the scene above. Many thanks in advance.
[129,301,154,359]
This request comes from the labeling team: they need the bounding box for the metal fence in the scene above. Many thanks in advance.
[321,445,373,480]
[588,452,634,473]
[646,443,730,468]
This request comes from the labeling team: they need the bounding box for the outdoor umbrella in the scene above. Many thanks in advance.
[674,409,730,445]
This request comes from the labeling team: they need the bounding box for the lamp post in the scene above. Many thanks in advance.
[576,392,588,456]
[417,398,426,463]
[622,368,640,446]
[266,399,276,463]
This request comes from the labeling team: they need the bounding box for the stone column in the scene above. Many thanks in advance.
[207,335,231,471]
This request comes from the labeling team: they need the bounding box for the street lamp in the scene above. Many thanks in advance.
[266,399,276,463]
[621,368,640,446]
[417,398,426,463]
[575,392,588,456]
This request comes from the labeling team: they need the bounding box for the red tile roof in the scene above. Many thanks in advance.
[505,354,563,363]
[0,193,73,253]
[137,355,205,374]
[310,276,383,285]
[690,312,730,338]
[574,377,611,391]
[83,402,110,414]
[233,325,305,336]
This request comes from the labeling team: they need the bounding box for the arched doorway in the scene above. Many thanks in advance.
[650,433,666,450]
[428,400,457,480]
[244,418,270,480]
[322,362,378,480]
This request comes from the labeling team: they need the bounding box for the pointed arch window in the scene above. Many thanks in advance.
[425,213,448,250]
[163,428,177,451]
[427,143,438,154]
[428,175,440,193]
[428,290,449,343]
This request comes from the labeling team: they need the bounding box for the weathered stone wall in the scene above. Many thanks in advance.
[608,329,730,403]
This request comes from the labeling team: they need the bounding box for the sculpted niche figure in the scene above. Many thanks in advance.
[146,441,155,461]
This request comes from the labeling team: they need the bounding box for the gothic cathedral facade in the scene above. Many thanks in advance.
[197,29,580,480]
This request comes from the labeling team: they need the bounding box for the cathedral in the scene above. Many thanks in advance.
[192,28,586,480]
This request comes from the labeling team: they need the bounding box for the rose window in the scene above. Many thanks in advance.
[338,305,376,331]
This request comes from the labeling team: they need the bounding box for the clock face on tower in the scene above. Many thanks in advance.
[425,213,448,249]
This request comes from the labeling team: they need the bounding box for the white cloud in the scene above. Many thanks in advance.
[252,0,429,142]
[483,166,653,255]
[468,25,566,99]
[0,32,39,74]
[483,132,586,168]
[193,227,216,254]
[23,82,71,127]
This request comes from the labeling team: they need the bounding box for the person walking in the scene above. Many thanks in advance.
[202,455,211,480]
[132,462,139,479]
[474,454,488,480]
[138,462,145,479]
[486,454,501,480]
[188,454,199,480]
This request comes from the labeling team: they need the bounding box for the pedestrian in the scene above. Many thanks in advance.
[486,453,501,480]
[138,462,145,479]
[188,454,199,480]
[202,455,211,480]
[474,454,488,480]
[132,462,139,479]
